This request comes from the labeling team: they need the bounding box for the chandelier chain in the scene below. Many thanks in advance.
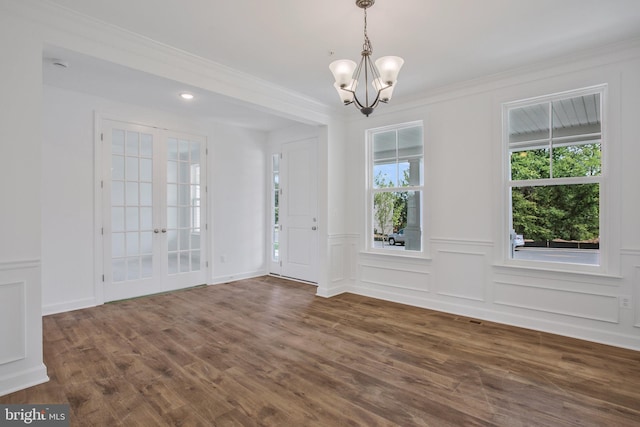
[362,7,372,55]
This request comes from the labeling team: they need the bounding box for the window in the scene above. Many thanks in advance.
[505,86,604,267]
[368,122,424,252]
[271,153,280,262]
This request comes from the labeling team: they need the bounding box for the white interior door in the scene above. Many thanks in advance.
[278,138,318,283]
[102,120,207,301]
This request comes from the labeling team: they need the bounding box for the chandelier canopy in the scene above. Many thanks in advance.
[329,0,404,116]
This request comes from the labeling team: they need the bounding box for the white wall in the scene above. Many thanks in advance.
[210,124,269,283]
[344,42,640,350]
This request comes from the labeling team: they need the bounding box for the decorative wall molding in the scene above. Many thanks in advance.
[360,264,430,293]
[430,237,494,247]
[435,250,486,302]
[493,263,623,285]
[330,242,345,283]
[0,281,26,365]
[635,266,640,328]
[494,281,619,323]
[0,259,40,272]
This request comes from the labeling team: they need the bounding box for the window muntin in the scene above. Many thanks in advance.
[506,89,603,267]
[369,122,424,253]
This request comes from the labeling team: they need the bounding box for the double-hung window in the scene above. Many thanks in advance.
[368,121,424,253]
[505,86,604,267]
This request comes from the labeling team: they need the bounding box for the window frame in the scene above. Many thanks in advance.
[366,120,426,256]
[502,85,607,273]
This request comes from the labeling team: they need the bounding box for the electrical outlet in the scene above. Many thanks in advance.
[619,295,632,309]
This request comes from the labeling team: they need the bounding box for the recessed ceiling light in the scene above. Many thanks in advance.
[51,59,69,68]
[180,93,194,100]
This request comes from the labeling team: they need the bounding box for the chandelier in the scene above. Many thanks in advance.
[329,0,404,116]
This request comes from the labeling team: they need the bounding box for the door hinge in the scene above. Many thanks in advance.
[205,224,208,230]
[279,260,282,267]
[101,227,104,235]
[280,153,283,159]
[206,148,209,155]
[101,180,104,189]
[101,133,104,141]
[206,261,209,268]
[102,274,105,282]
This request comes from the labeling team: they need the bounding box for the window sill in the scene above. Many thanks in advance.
[493,262,622,283]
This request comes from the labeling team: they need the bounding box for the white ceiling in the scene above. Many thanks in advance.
[43,0,640,130]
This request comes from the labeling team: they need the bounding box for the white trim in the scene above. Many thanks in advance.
[0,260,40,271]
[42,297,98,316]
[365,120,426,257]
[211,270,267,285]
[0,281,26,365]
[93,111,104,305]
[493,280,619,323]
[502,84,609,274]
[0,364,49,398]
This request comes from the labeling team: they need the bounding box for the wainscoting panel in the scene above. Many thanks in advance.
[635,266,640,328]
[0,281,25,364]
[361,263,430,293]
[435,250,486,301]
[494,281,619,323]
[0,259,49,397]
[330,242,344,283]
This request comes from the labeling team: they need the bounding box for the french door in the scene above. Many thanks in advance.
[102,120,207,302]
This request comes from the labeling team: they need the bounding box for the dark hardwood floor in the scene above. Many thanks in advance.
[2,275,640,426]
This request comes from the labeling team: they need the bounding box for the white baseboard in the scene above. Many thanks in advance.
[0,364,49,397]
[211,270,266,285]
[42,297,98,316]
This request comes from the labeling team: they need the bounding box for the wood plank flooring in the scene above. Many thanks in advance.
[2,275,640,426]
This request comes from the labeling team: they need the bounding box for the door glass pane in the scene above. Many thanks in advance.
[140,231,153,254]
[140,183,152,206]
[112,233,125,258]
[112,181,124,205]
[126,132,139,155]
[126,182,138,206]
[140,134,153,157]
[112,130,125,154]
[140,158,152,182]
[112,155,125,180]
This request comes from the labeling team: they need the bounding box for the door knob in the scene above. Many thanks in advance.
[161,228,167,233]
[311,226,317,230]
[154,228,160,233]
